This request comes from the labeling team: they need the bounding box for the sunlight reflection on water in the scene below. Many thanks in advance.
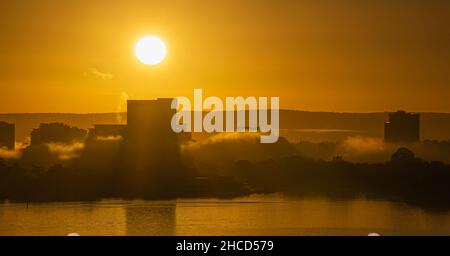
[1,194,450,236]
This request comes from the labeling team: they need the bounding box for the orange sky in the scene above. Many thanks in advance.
[0,0,449,113]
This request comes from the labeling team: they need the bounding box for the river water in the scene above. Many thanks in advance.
[1,194,450,236]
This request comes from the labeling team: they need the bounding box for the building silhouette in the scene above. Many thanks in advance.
[384,110,420,144]
[87,124,126,141]
[126,98,177,143]
[120,98,188,197]
[0,122,15,150]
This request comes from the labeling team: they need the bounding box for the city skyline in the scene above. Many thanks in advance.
[2,0,450,238]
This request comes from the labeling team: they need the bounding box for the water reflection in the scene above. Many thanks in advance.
[1,195,450,236]
[125,202,176,236]
[0,201,126,235]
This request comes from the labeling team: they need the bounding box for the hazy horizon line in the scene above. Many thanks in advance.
[1,109,450,115]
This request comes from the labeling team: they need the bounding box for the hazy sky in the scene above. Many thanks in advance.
[0,0,449,113]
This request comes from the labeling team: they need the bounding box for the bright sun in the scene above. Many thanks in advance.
[135,36,167,65]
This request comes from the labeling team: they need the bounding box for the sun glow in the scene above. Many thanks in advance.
[135,36,167,65]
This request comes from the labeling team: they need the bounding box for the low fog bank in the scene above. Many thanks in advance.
[295,136,450,164]
[182,133,295,176]
[2,133,450,211]
[3,134,450,170]
[183,134,450,172]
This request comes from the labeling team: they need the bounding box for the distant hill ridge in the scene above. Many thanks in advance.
[1,111,450,143]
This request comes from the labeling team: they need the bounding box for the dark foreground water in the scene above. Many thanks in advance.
[1,194,450,236]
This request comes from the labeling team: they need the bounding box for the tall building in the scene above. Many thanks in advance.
[384,110,420,144]
[126,98,181,157]
[126,98,177,143]
[120,98,186,197]
[0,122,15,150]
